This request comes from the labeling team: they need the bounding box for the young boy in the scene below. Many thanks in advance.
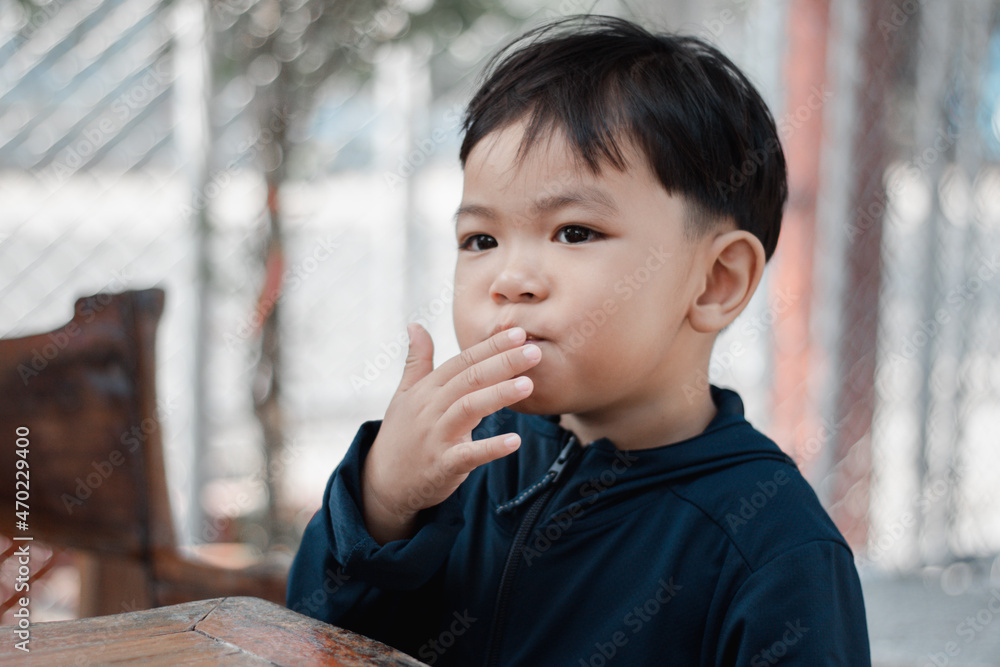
[288,15,871,666]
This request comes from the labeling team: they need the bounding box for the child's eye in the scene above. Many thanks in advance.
[459,234,498,251]
[556,225,602,244]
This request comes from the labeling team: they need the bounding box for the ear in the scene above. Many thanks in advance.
[688,230,766,334]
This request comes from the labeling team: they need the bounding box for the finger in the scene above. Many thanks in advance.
[433,327,528,386]
[440,432,521,476]
[442,342,541,405]
[399,323,434,392]
[441,375,534,434]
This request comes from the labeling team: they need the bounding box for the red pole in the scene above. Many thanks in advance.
[827,0,900,551]
[770,0,830,478]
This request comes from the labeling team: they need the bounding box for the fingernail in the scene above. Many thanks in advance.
[507,327,525,342]
[504,435,520,449]
[514,377,531,391]
[522,344,540,361]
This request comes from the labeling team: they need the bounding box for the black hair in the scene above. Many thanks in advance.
[459,15,788,260]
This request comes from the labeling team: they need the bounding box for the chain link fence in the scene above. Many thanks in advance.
[2,3,1000,658]
[863,0,1000,572]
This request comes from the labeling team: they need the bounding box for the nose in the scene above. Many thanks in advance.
[489,250,548,304]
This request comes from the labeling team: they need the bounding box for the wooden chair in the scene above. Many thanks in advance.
[0,288,289,617]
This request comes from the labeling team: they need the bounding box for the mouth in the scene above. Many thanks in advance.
[491,323,547,343]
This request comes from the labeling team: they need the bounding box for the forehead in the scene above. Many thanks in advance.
[465,119,633,182]
[458,120,664,219]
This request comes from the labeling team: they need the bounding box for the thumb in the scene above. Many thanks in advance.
[399,323,434,390]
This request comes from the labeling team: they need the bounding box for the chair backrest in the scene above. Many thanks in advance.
[0,289,173,558]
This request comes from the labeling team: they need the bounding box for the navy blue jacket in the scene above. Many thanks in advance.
[287,387,871,666]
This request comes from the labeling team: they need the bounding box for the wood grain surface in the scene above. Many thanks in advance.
[0,596,429,666]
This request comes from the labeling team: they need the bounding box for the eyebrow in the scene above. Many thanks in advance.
[454,187,619,223]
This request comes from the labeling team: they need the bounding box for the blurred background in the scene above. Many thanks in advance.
[1,0,999,663]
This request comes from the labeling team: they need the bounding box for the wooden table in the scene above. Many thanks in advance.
[0,597,429,666]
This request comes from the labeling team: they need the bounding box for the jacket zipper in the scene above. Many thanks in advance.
[483,435,580,667]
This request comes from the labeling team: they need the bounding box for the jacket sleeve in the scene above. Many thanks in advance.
[717,539,871,666]
[285,419,467,652]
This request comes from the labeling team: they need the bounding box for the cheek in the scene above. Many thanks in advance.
[566,270,672,346]
[452,258,498,349]
[557,290,626,355]
[451,294,479,350]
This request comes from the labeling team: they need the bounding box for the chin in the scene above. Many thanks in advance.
[506,394,561,416]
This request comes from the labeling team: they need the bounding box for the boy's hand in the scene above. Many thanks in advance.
[361,323,541,545]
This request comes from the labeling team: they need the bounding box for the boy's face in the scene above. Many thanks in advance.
[453,120,712,417]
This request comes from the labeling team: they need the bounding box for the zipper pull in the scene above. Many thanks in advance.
[546,435,579,484]
[495,435,580,514]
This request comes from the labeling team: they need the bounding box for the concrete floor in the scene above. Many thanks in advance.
[863,559,1000,667]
